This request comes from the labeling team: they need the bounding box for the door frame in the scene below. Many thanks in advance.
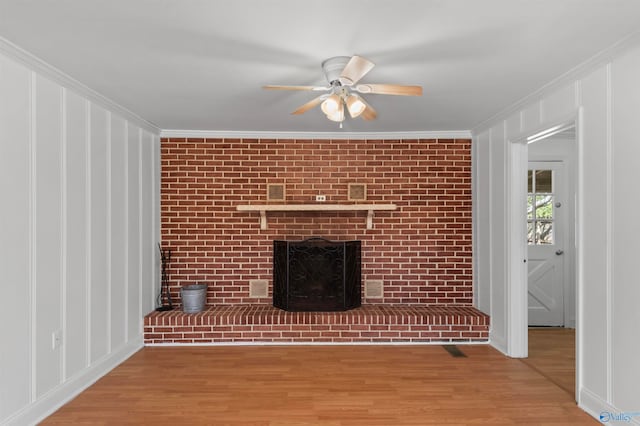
[506,111,583,399]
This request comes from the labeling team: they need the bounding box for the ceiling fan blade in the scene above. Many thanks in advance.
[355,84,423,96]
[263,85,329,91]
[360,99,377,121]
[339,56,375,85]
[291,95,327,115]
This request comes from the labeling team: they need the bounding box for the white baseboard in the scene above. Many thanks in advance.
[489,331,508,355]
[1,337,143,426]
[579,387,640,425]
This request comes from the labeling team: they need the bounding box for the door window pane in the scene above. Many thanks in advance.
[527,195,534,219]
[535,195,553,219]
[535,170,552,192]
[536,222,554,245]
[528,168,555,245]
[527,221,535,244]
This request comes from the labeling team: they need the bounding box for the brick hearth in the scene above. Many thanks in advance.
[144,305,489,344]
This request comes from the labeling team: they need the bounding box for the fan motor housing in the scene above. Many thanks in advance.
[321,56,351,84]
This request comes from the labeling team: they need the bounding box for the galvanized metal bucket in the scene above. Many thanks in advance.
[181,283,207,313]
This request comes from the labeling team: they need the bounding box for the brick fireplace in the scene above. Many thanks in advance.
[145,137,488,344]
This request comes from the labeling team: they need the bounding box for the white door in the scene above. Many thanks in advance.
[527,162,565,326]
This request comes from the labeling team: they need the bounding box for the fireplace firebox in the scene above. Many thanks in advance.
[273,237,361,312]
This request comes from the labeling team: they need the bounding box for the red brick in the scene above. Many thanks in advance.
[160,137,472,308]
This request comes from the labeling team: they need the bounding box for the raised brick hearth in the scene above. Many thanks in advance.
[144,305,489,344]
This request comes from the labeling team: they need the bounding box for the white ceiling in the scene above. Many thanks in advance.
[1,0,640,133]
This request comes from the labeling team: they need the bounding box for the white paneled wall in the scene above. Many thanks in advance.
[0,46,159,425]
[64,90,89,381]
[609,48,640,412]
[127,125,142,342]
[110,115,127,351]
[472,131,491,313]
[33,73,63,399]
[0,48,32,422]
[89,103,110,364]
[474,40,640,420]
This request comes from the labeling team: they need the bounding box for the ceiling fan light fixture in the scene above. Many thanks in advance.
[321,94,341,115]
[264,55,422,125]
[325,101,345,122]
[346,94,366,118]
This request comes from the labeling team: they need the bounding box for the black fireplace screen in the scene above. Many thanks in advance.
[273,237,361,311]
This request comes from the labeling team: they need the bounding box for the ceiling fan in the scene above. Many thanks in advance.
[263,55,422,126]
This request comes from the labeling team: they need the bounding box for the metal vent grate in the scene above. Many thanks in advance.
[348,183,367,201]
[364,280,383,298]
[267,184,285,201]
[249,280,268,298]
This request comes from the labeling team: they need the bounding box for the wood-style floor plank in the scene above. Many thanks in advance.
[522,327,576,397]
[43,344,595,425]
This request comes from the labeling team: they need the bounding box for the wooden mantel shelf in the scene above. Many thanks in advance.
[236,204,397,230]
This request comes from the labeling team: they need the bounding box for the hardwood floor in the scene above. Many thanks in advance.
[522,327,576,397]
[43,343,595,425]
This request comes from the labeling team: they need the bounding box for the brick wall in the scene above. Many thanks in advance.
[161,138,472,308]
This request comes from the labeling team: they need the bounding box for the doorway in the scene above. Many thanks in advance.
[522,123,578,399]
[526,128,576,328]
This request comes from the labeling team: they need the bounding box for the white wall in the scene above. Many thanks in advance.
[473,39,640,419]
[0,42,160,425]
